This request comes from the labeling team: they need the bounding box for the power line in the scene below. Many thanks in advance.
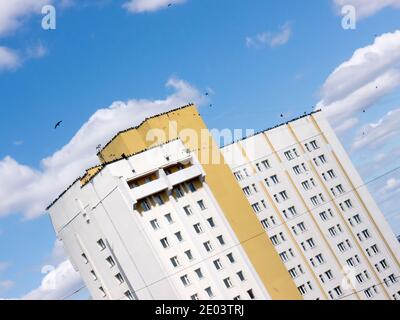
[109,163,400,300]
[61,284,87,300]
[336,275,400,300]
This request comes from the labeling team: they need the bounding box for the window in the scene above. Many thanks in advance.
[165,213,174,224]
[271,175,279,184]
[316,254,325,264]
[270,235,280,246]
[298,222,307,232]
[197,200,206,210]
[262,160,270,169]
[311,196,319,206]
[223,277,233,289]
[175,231,183,242]
[203,241,213,252]
[194,268,204,279]
[97,239,106,251]
[327,169,336,179]
[279,251,289,262]
[227,253,235,263]
[362,229,371,239]
[243,168,249,177]
[325,270,334,280]
[252,203,262,213]
[124,290,134,300]
[319,211,328,221]
[256,163,262,171]
[298,284,307,295]
[280,190,289,200]
[213,259,223,270]
[234,171,243,181]
[336,184,344,194]
[170,256,180,268]
[356,273,365,284]
[150,219,160,230]
[217,235,225,245]
[106,256,115,268]
[242,186,252,196]
[334,286,343,297]
[160,237,170,248]
[187,182,196,192]
[371,244,379,254]
[205,287,214,298]
[293,165,301,175]
[174,186,184,198]
[140,199,151,211]
[380,259,388,270]
[185,250,193,261]
[261,218,269,229]
[344,199,353,209]
[307,238,316,248]
[284,150,294,161]
[247,289,255,300]
[90,270,97,281]
[328,227,337,237]
[194,223,204,234]
[99,287,106,297]
[310,140,319,150]
[115,273,125,284]
[82,253,89,264]
[207,217,216,228]
[233,296,241,300]
[319,154,327,164]
[302,181,311,190]
[154,194,164,205]
[288,206,297,216]
[191,294,199,300]
[183,205,193,216]
[237,271,245,282]
[180,274,190,287]
[289,268,298,278]
[337,242,346,252]
[354,214,362,224]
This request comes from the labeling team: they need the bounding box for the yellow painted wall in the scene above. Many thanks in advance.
[97,105,302,300]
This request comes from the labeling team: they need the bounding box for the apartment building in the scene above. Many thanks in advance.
[47,104,300,300]
[221,110,400,300]
[47,104,400,300]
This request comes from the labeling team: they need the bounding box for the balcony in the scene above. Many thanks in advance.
[167,164,204,187]
[129,164,205,203]
[130,177,169,201]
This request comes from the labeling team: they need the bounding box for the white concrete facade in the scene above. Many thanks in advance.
[221,111,400,300]
[48,139,270,300]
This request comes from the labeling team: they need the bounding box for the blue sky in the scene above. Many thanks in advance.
[0,0,400,299]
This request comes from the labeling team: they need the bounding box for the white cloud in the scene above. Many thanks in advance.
[317,30,400,131]
[352,108,400,150]
[382,178,400,193]
[22,259,83,300]
[0,0,51,36]
[333,0,400,19]
[0,46,20,71]
[0,280,14,293]
[25,43,47,59]
[246,22,292,48]
[123,0,186,13]
[0,262,10,273]
[0,77,204,219]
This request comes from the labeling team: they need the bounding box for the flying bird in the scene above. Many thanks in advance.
[205,92,209,96]
[168,3,172,7]
[54,121,63,129]
[280,113,284,118]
